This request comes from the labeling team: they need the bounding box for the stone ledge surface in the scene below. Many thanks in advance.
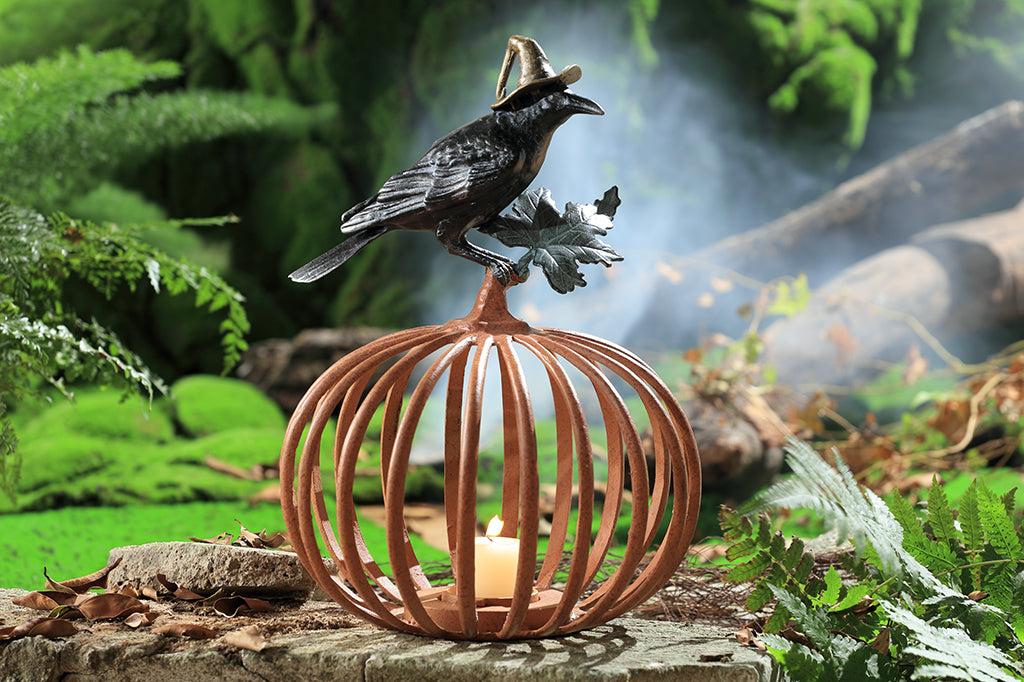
[0,588,782,682]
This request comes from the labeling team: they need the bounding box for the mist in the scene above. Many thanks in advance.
[403,9,1022,370]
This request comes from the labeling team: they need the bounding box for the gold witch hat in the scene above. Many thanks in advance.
[492,35,582,110]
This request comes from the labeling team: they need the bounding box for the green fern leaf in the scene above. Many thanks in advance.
[927,476,959,548]
[1001,488,1017,516]
[760,633,826,678]
[890,491,926,545]
[769,530,787,560]
[830,582,873,612]
[821,565,843,605]
[747,582,774,612]
[723,551,772,584]
[771,584,832,648]
[961,481,985,556]
[795,550,816,583]
[764,601,793,634]
[977,482,1022,559]
[783,536,806,570]
[882,601,1022,681]
[725,535,759,561]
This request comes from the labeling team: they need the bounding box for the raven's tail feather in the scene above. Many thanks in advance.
[288,226,388,282]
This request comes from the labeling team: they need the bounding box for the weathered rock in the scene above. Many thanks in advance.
[107,541,322,599]
[0,587,779,681]
[236,327,393,412]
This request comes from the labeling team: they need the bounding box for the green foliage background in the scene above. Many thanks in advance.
[2,0,1022,382]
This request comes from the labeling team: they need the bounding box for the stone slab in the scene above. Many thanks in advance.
[0,588,782,681]
[107,541,325,599]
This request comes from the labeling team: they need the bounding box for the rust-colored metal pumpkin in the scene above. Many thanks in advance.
[280,273,701,640]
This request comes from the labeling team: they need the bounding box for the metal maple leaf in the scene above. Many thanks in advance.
[481,186,622,293]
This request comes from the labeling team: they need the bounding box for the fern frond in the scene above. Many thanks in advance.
[881,601,1022,681]
[747,439,977,604]
[927,477,960,549]
[0,47,335,210]
[0,46,180,135]
[977,482,1022,560]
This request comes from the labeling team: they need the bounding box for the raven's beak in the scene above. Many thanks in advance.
[566,91,604,116]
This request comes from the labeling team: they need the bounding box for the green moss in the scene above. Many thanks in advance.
[171,375,285,436]
[168,427,284,467]
[0,500,450,591]
[16,389,174,444]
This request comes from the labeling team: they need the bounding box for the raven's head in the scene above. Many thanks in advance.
[542,89,604,118]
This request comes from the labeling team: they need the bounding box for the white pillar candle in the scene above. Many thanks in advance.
[474,516,520,599]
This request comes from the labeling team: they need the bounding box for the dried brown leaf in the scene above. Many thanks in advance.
[58,557,123,593]
[212,596,272,617]
[232,519,287,549]
[154,622,219,639]
[0,616,79,640]
[117,585,140,598]
[189,532,234,546]
[75,593,147,621]
[124,611,159,628]
[871,628,891,654]
[928,399,970,444]
[222,625,267,651]
[43,567,78,595]
[156,574,207,601]
[12,591,66,610]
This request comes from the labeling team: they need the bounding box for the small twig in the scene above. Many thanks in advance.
[922,373,1003,459]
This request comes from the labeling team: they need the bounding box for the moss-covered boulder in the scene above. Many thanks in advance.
[15,389,175,444]
[171,375,285,437]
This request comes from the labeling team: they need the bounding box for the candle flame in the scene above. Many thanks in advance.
[485,515,503,538]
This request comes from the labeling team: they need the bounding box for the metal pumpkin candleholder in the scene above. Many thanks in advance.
[280,272,702,640]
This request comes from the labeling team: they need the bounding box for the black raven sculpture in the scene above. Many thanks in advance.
[289,37,603,286]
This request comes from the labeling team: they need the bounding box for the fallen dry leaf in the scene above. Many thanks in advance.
[189,532,235,546]
[43,568,78,595]
[154,622,219,639]
[222,625,267,651]
[0,616,79,640]
[12,591,69,610]
[42,558,123,594]
[234,519,287,549]
[156,574,208,601]
[75,593,148,621]
[871,628,891,654]
[213,596,273,617]
[124,611,159,628]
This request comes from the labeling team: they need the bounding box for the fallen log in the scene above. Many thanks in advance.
[762,202,1024,388]
[629,101,1024,348]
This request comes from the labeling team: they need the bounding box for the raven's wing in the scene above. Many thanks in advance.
[340,126,520,234]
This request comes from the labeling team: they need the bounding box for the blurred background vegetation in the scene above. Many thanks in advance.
[2,0,1024,587]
